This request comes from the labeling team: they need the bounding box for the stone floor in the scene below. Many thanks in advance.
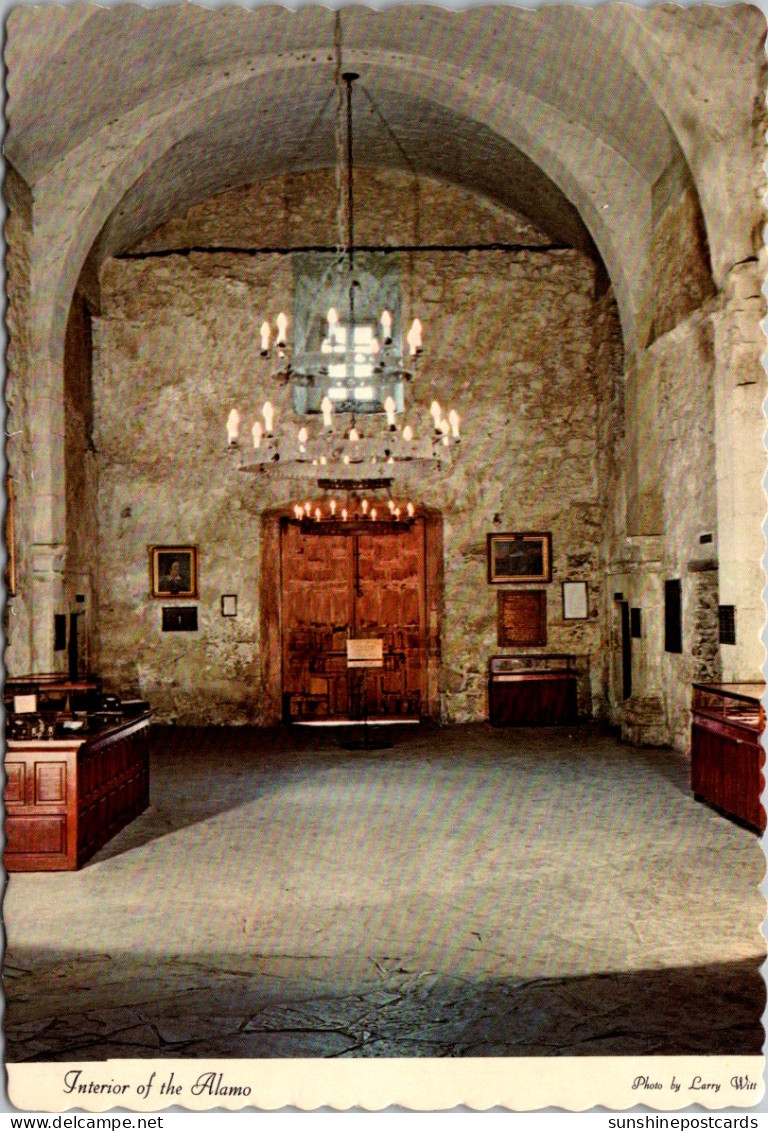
[4,722,765,1060]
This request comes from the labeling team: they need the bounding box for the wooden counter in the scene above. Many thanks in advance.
[691,683,765,834]
[4,714,150,871]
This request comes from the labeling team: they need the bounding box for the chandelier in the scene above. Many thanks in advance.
[226,71,461,479]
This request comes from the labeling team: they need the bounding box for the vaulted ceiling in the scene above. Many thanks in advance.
[6,3,766,360]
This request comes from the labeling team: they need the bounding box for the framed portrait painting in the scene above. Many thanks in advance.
[150,545,198,599]
[487,532,552,584]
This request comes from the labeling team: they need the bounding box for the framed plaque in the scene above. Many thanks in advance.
[162,606,198,632]
[562,580,589,620]
[497,590,547,647]
[347,638,384,668]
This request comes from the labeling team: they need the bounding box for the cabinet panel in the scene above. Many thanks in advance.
[4,762,25,804]
[489,673,577,726]
[35,760,67,804]
[5,815,66,856]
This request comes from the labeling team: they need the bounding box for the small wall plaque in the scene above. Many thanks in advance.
[221,594,238,617]
[497,590,547,647]
[562,581,589,620]
[162,606,198,632]
[347,638,384,668]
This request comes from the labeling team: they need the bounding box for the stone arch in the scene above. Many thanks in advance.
[23,18,721,370]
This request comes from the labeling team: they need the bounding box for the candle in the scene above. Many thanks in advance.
[304,501,311,516]
[370,507,377,521]
[381,310,393,342]
[406,501,415,517]
[252,421,263,449]
[226,409,241,445]
[330,499,337,515]
[394,507,401,519]
[263,401,274,435]
[362,499,369,514]
[298,426,308,446]
[315,508,322,522]
[449,409,461,439]
[342,508,348,521]
[260,321,271,355]
[429,401,441,429]
[321,395,334,429]
[388,499,395,512]
[349,427,360,443]
[407,318,423,356]
[403,424,413,443]
[384,395,397,428]
[276,312,289,347]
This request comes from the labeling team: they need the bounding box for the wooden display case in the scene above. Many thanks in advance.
[4,714,151,871]
[489,654,578,726]
[691,682,765,833]
[4,673,101,715]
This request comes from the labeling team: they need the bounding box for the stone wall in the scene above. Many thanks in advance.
[63,291,99,672]
[606,308,727,747]
[93,171,623,723]
[4,167,34,676]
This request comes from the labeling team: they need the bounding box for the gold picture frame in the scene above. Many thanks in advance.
[149,545,198,599]
[487,532,552,584]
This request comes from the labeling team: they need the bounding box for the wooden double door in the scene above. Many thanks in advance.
[281,518,427,721]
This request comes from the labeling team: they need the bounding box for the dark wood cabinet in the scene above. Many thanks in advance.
[489,654,578,726]
[691,683,765,833]
[4,714,150,871]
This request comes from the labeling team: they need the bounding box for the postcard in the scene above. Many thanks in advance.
[3,0,766,1114]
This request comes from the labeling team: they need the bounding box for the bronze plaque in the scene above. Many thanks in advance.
[497,590,547,647]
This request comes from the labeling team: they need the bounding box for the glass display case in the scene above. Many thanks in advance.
[690,682,765,833]
[489,654,577,677]
[489,654,578,726]
[691,682,765,732]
